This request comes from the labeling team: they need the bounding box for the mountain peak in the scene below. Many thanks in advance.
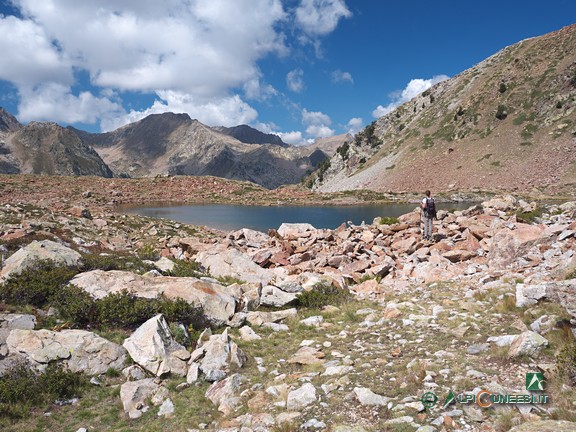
[0,107,22,133]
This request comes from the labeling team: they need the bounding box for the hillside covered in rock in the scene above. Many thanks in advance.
[314,24,576,195]
[0,108,112,177]
[0,192,575,431]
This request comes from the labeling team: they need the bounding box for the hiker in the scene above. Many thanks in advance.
[421,190,436,240]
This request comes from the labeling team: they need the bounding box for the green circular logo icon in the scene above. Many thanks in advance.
[421,392,438,409]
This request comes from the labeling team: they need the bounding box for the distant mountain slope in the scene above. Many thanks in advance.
[0,108,22,173]
[0,109,112,177]
[8,122,113,177]
[314,24,576,195]
[80,112,332,188]
[212,124,287,147]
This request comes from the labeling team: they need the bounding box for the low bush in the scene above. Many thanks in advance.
[379,216,399,225]
[53,285,205,330]
[81,252,154,274]
[555,343,576,387]
[0,363,86,419]
[166,259,203,278]
[515,208,543,224]
[296,282,353,309]
[0,260,78,307]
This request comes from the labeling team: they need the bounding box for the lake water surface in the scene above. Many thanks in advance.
[123,201,476,232]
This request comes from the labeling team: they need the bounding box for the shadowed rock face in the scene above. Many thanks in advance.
[213,124,287,147]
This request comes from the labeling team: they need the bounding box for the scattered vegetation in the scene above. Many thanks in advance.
[515,207,543,224]
[498,82,507,93]
[336,141,350,160]
[0,260,77,307]
[379,216,400,225]
[81,252,154,274]
[495,105,508,120]
[355,122,383,149]
[136,244,159,261]
[0,363,87,419]
[53,286,205,330]
[296,282,353,309]
[166,259,203,278]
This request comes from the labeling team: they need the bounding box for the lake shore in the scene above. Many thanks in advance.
[1,174,573,216]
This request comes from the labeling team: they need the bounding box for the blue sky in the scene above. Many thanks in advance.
[0,1,575,144]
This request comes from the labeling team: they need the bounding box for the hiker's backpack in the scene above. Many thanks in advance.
[425,197,437,218]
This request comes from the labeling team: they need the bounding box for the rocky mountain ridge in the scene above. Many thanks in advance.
[1,109,343,189]
[0,109,113,177]
[313,24,576,195]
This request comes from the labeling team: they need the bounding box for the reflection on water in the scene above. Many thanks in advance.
[122,202,477,232]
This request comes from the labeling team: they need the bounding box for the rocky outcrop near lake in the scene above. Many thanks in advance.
[0,193,575,431]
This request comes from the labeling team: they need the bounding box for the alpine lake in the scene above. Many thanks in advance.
[121,201,478,232]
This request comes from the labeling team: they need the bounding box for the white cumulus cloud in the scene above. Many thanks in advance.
[287,69,305,93]
[372,75,450,118]
[295,0,352,36]
[346,117,363,135]
[302,108,334,138]
[331,69,354,84]
[0,0,287,130]
[278,130,304,145]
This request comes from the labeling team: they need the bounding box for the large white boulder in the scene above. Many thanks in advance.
[0,240,82,281]
[123,314,188,377]
[6,328,127,375]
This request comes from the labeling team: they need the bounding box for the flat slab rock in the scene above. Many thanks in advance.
[7,328,127,375]
[70,270,237,325]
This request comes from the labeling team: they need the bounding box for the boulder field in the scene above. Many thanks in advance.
[0,194,575,431]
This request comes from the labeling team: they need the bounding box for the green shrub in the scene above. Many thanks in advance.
[0,260,78,307]
[495,105,508,120]
[167,259,203,277]
[0,363,86,419]
[499,82,507,93]
[296,282,353,309]
[566,268,576,280]
[53,285,205,330]
[555,343,576,386]
[51,284,98,327]
[515,208,543,224]
[81,252,154,274]
[136,244,159,261]
[380,216,400,225]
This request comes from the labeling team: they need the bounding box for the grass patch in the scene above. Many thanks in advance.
[565,267,576,280]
